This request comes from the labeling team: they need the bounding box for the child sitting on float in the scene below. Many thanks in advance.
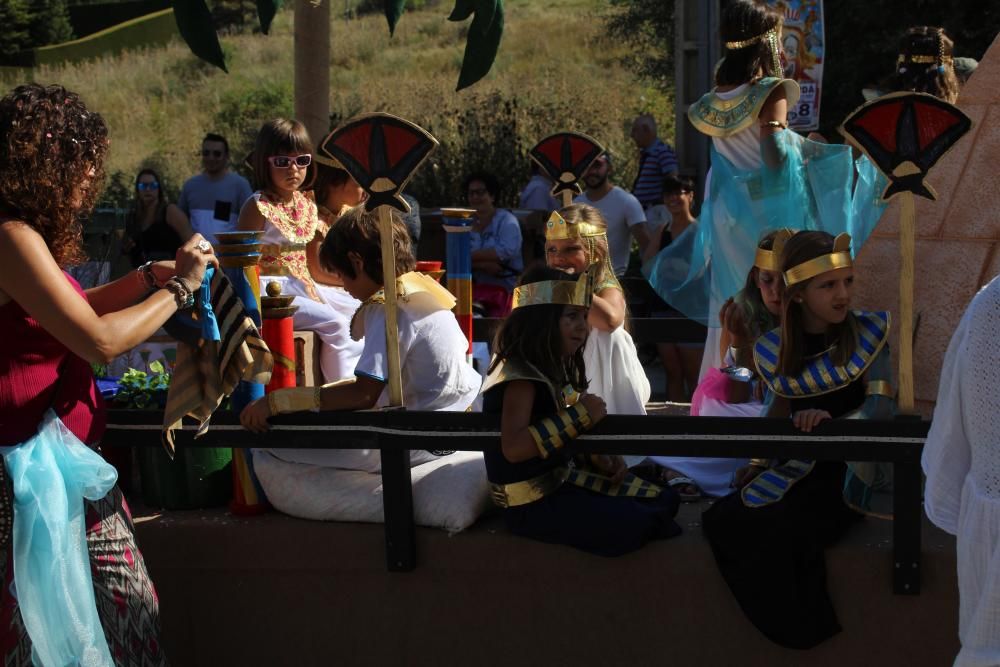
[702,230,894,650]
[240,208,486,530]
[481,265,681,556]
[542,205,650,420]
[638,229,792,499]
[237,118,362,383]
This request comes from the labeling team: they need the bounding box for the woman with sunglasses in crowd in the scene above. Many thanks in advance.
[237,118,360,383]
[124,167,192,267]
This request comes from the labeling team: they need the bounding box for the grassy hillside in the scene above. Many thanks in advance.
[2,0,673,207]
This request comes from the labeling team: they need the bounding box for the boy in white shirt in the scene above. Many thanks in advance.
[240,206,481,432]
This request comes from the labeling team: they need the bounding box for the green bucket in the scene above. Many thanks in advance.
[139,446,233,510]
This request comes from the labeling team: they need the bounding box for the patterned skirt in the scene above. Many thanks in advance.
[0,464,168,666]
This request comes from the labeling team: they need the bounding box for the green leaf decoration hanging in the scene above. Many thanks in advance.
[450,0,504,91]
[384,0,406,35]
[447,0,476,21]
[172,0,227,72]
[256,0,283,35]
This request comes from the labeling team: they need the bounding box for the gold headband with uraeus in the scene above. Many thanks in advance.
[544,210,605,241]
[783,233,853,286]
[511,264,598,310]
[753,228,794,272]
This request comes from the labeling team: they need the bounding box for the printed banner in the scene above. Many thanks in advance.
[763,0,825,131]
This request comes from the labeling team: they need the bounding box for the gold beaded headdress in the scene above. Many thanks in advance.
[724,19,783,78]
[544,210,605,241]
[783,233,853,286]
[753,228,794,272]
[512,264,598,311]
[897,27,953,75]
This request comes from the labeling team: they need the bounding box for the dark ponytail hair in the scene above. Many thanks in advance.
[716,0,783,86]
[893,26,960,104]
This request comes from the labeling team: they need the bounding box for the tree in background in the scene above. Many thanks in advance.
[0,0,33,58]
[604,0,675,86]
[27,0,75,47]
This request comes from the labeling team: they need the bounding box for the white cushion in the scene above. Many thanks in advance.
[252,450,492,534]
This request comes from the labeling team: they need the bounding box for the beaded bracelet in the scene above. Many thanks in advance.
[136,261,157,291]
[163,277,195,310]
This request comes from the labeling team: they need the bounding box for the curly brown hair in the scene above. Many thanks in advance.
[0,84,109,267]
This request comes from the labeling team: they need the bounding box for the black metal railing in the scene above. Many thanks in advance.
[103,410,928,595]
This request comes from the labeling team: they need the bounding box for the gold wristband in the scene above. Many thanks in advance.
[866,380,894,398]
[267,387,321,416]
[750,458,770,469]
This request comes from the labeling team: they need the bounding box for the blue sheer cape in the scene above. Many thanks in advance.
[2,410,117,666]
[643,130,888,326]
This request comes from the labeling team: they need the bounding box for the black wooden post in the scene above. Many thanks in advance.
[892,456,922,594]
[380,445,416,571]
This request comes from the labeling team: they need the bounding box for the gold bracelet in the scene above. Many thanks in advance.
[267,387,322,416]
[760,120,787,129]
[866,380,894,397]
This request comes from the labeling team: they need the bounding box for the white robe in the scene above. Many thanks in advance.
[922,275,1000,667]
[583,326,649,468]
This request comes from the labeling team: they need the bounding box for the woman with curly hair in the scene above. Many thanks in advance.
[0,83,216,665]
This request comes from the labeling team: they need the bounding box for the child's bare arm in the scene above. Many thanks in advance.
[588,287,625,332]
[319,375,383,411]
[500,380,543,463]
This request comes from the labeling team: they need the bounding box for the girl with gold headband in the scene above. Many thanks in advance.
[543,204,650,421]
[640,229,791,499]
[643,0,887,380]
[480,265,681,555]
[702,230,894,649]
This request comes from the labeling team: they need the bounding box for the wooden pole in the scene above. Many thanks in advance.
[897,193,916,414]
[561,190,573,208]
[294,0,331,145]
[377,207,404,407]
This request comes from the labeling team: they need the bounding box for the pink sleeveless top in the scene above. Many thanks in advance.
[0,273,105,446]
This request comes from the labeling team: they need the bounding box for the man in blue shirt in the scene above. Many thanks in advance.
[630,115,679,213]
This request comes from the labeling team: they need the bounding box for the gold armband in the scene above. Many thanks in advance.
[865,380,894,398]
[527,403,593,459]
[760,120,788,129]
[267,387,322,416]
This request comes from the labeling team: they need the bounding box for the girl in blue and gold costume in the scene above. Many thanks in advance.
[702,231,894,649]
[643,0,886,377]
[481,266,680,556]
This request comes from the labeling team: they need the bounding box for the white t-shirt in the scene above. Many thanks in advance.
[355,302,482,411]
[575,186,646,276]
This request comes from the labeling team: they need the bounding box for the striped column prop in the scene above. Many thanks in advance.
[261,281,299,392]
[441,208,475,360]
[214,230,269,515]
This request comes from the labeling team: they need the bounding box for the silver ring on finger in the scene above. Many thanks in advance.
[196,239,212,253]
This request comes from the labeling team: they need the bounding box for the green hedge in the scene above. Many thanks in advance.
[31,8,179,67]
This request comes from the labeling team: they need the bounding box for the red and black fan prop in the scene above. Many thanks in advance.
[840,91,972,414]
[840,91,972,202]
[317,113,440,411]
[318,113,438,213]
[529,132,605,206]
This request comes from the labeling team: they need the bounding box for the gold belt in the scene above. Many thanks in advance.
[489,466,569,508]
[260,243,308,276]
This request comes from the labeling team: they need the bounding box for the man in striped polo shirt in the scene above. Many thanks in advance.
[630,115,679,220]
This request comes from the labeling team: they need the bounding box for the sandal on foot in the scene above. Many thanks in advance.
[664,475,702,502]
